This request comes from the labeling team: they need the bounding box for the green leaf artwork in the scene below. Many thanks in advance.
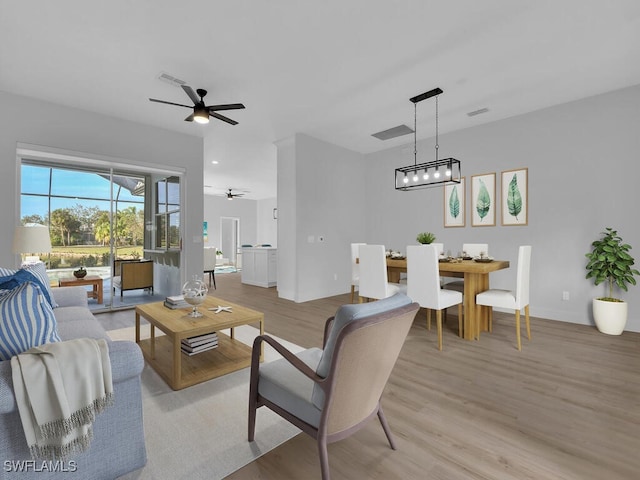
[476,179,490,221]
[507,173,522,220]
[449,185,460,219]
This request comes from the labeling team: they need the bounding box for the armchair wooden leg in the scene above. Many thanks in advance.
[318,438,331,480]
[350,285,355,303]
[458,303,463,338]
[525,304,531,340]
[426,309,431,331]
[377,405,397,450]
[248,397,257,442]
[515,309,522,351]
[436,310,443,351]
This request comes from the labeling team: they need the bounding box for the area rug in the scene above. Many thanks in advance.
[111,325,303,480]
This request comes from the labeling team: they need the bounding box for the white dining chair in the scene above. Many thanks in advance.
[443,243,489,293]
[476,245,532,351]
[407,245,462,351]
[203,247,217,289]
[358,245,406,302]
[350,243,366,303]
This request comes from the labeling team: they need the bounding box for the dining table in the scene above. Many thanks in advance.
[386,257,510,340]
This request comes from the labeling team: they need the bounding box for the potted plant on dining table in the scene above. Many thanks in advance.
[585,227,639,335]
[416,232,436,245]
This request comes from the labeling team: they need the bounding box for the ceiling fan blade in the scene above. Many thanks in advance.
[205,103,246,111]
[182,85,201,105]
[210,112,238,125]
[184,113,194,122]
[149,98,192,108]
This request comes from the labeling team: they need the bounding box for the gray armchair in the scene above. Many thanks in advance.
[248,294,419,480]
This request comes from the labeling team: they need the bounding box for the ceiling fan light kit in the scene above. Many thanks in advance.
[149,85,245,126]
[395,87,461,190]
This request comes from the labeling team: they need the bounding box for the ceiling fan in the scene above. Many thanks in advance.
[149,85,245,125]
[223,189,245,200]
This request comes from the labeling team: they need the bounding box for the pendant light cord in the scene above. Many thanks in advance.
[435,95,439,162]
[413,102,417,167]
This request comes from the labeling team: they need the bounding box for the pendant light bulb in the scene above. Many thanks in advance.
[412,173,419,182]
[403,174,409,184]
[434,169,440,179]
[423,169,429,180]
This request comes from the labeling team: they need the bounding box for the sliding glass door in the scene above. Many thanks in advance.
[20,161,156,311]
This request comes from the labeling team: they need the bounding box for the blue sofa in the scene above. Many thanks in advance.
[0,286,147,479]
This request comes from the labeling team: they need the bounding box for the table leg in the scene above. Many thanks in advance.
[150,324,155,359]
[173,334,181,389]
[462,273,478,340]
[135,312,140,343]
[96,279,103,304]
[230,327,235,340]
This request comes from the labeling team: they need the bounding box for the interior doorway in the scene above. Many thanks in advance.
[220,217,240,268]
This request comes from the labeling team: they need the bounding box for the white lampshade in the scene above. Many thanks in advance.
[12,224,52,255]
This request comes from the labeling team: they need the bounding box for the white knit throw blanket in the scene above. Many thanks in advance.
[11,338,114,461]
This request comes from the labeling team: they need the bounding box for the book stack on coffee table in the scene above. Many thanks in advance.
[180,332,219,356]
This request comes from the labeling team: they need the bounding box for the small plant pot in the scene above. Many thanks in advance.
[592,298,627,335]
[73,267,87,279]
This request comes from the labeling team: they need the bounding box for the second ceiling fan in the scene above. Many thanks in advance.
[150,85,245,125]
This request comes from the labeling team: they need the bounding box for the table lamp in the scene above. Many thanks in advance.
[12,224,52,265]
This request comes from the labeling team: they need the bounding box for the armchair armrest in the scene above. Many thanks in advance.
[251,335,324,384]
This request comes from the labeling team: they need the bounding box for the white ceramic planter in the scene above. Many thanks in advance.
[592,298,628,335]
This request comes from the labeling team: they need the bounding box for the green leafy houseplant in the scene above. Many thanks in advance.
[416,232,436,244]
[585,227,639,301]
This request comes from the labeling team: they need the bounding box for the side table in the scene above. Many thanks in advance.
[58,275,104,304]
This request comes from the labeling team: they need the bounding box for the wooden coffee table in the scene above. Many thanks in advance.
[135,296,264,390]
[58,275,104,304]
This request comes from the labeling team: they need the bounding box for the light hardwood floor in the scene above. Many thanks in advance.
[106,273,640,479]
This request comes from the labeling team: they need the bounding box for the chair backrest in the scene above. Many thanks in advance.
[350,243,366,284]
[313,295,419,435]
[463,243,488,257]
[406,245,441,309]
[515,245,532,307]
[120,260,153,289]
[358,245,390,300]
[431,242,444,256]
[203,247,217,271]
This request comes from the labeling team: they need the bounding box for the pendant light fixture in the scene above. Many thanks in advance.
[395,87,461,190]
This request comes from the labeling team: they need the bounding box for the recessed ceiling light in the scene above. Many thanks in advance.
[211,160,219,164]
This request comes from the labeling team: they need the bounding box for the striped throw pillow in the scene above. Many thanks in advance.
[0,282,60,361]
[0,263,58,308]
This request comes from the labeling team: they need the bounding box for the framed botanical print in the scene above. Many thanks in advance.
[444,177,465,227]
[501,167,528,226]
[471,173,496,226]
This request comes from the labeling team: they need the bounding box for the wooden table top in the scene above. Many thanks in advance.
[135,295,264,337]
[58,275,103,283]
[386,258,509,273]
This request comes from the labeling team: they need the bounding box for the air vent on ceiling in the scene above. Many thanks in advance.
[467,107,489,117]
[157,72,187,87]
[372,124,414,141]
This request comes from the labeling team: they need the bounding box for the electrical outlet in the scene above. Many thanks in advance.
[562,291,570,301]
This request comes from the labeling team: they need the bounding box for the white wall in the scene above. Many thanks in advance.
[364,85,640,331]
[203,194,258,252]
[257,197,278,247]
[0,90,204,295]
[277,133,367,302]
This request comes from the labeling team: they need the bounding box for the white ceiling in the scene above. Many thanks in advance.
[2,1,639,199]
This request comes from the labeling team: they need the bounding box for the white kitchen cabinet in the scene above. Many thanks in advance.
[241,247,277,287]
